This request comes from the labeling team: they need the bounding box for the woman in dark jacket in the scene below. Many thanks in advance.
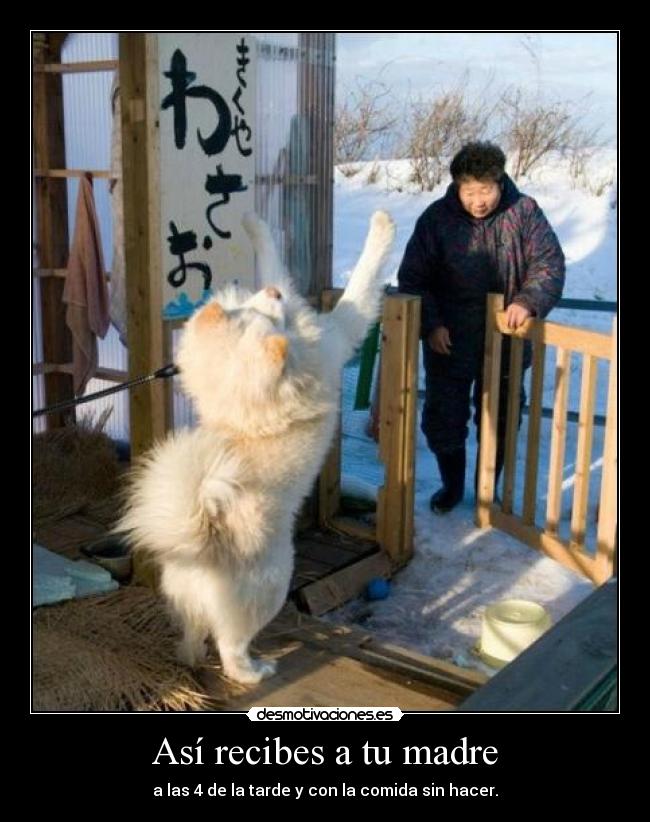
[398,142,565,514]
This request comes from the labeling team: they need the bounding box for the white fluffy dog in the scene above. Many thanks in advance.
[117,211,395,684]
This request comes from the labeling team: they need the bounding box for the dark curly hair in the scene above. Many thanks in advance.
[450,142,506,183]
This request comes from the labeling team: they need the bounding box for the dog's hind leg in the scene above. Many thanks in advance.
[176,620,209,668]
[209,560,290,685]
[160,565,210,668]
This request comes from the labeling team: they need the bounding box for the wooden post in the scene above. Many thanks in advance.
[595,317,617,582]
[119,33,166,458]
[33,32,74,429]
[376,294,420,566]
[120,33,166,589]
[476,294,504,526]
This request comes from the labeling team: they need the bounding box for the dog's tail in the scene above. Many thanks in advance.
[115,436,246,560]
[198,449,244,521]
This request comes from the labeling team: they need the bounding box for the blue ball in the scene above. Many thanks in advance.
[365,577,390,601]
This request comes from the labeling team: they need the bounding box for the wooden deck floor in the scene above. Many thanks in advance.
[34,515,486,710]
[200,603,485,710]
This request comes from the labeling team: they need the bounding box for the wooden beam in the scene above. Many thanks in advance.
[33,33,74,429]
[297,551,391,616]
[34,268,112,280]
[35,59,118,74]
[495,313,612,360]
[120,33,166,457]
[34,169,113,179]
[33,362,73,376]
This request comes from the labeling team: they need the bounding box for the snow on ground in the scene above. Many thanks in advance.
[327,152,616,675]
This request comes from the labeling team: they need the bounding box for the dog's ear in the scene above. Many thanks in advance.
[263,334,289,366]
[195,301,226,329]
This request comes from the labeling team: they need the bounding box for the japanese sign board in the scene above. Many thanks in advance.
[158,33,256,319]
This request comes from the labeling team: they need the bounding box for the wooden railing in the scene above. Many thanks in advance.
[476,294,617,585]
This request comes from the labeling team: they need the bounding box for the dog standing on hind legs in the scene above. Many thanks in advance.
[116,210,395,685]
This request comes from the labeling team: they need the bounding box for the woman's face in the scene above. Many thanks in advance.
[457,176,501,219]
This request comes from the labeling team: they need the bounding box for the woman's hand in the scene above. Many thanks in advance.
[505,303,532,329]
[428,326,452,355]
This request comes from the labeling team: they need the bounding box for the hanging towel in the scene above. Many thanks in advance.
[63,172,110,396]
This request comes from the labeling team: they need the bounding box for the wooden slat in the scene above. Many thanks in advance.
[570,354,598,548]
[32,268,67,279]
[297,551,390,616]
[476,294,504,526]
[32,364,126,384]
[596,317,618,580]
[34,169,114,179]
[35,59,118,74]
[495,313,612,360]
[329,516,377,543]
[291,554,332,590]
[95,367,128,383]
[33,268,112,281]
[295,535,367,568]
[488,507,604,584]
[522,334,546,525]
[33,514,107,560]
[502,336,524,514]
[541,321,612,360]
[33,362,73,376]
[546,348,571,534]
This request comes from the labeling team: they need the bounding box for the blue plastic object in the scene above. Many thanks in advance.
[365,577,390,601]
